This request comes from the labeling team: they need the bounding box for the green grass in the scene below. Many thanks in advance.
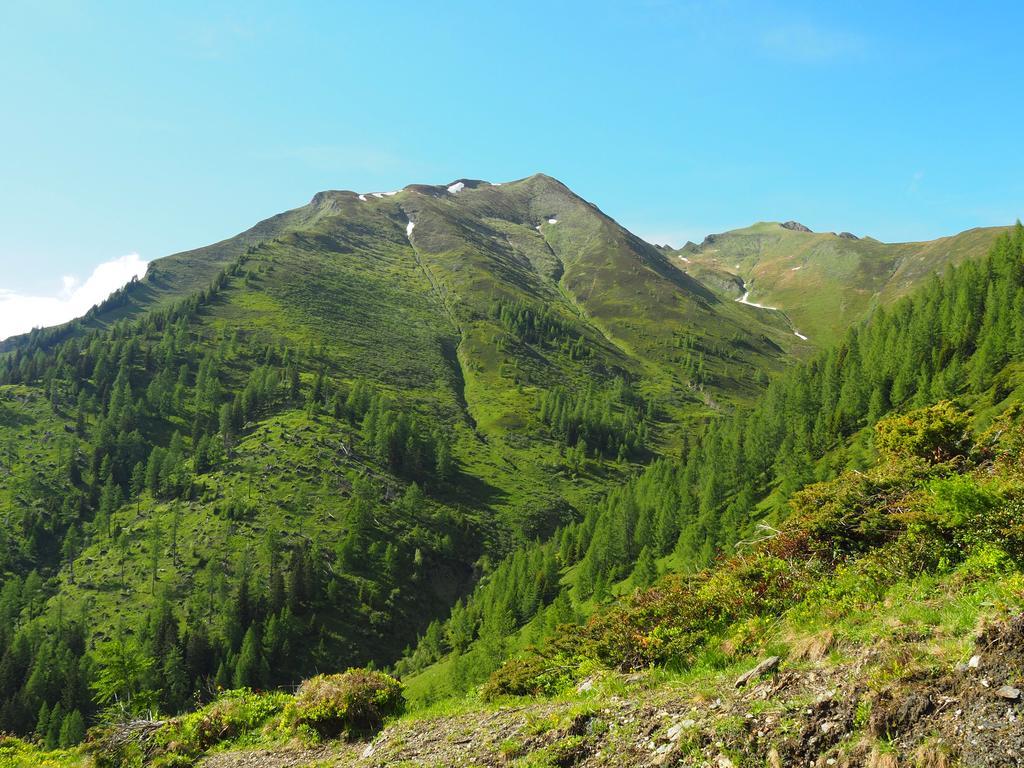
[0,175,806,693]
[677,221,1007,348]
[0,737,87,768]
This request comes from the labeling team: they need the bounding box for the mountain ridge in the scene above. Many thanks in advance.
[0,177,1020,766]
[673,219,1008,346]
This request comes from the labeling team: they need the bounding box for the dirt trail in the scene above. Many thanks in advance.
[201,616,1024,767]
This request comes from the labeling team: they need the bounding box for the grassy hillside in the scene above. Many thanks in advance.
[396,224,1024,708]
[14,396,1024,768]
[0,175,803,745]
[0,177,1019,762]
[676,221,1008,348]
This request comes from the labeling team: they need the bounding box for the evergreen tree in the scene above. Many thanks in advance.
[631,545,658,587]
[58,709,85,748]
[233,626,267,689]
[44,702,63,750]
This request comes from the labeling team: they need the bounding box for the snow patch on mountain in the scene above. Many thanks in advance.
[735,291,777,311]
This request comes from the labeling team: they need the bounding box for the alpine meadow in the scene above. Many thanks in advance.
[3,4,1024,766]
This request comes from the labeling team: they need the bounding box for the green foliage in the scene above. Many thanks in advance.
[90,636,156,714]
[480,651,578,701]
[873,401,972,464]
[496,409,1024,681]
[0,182,1022,745]
[288,669,404,738]
[404,223,1024,699]
[160,688,289,756]
[490,299,586,357]
[0,735,84,768]
[537,379,648,458]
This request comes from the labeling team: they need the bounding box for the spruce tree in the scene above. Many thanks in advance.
[58,709,85,748]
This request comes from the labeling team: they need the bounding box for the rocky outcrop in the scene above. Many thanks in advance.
[781,220,812,232]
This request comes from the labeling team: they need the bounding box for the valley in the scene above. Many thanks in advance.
[1,177,1022,768]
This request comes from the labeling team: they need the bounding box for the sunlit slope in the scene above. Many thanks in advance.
[675,221,1008,347]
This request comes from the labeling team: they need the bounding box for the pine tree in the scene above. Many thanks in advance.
[34,701,50,743]
[58,709,85,748]
[161,645,189,713]
[233,626,267,689]
[44,702,63,750]
[631,545,658,587]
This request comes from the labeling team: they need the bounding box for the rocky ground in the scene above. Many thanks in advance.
[195,617,1024,767]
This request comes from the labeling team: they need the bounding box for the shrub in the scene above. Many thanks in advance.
[928,474,1000,529]
[289,669,403,738]
[873,401,971,464]
[0,735,83,768]
[481,652,577,701]
[155,688,289,758]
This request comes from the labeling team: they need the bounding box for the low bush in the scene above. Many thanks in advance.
[481,652,579,701]
[288,669,404,738]
[873,401,971,464]
[163,688,288,755]
[0,735,82,768]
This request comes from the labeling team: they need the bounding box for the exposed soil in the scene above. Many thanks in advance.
[199,616,1024,767]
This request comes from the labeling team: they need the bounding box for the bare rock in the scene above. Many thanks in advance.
[666,719,695,741]
[994,685,1021,701]
[781,221,812,233]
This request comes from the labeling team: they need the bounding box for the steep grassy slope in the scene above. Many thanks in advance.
[396,225,1024,707]
[676,221,1008,348]
[16,402,1024,768]
[2,179,1017,758]
[0,175,807,741]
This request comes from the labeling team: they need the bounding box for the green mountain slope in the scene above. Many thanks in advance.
[399,224,1024,705]
[675,221,1008,347]
[0,171,1018,757]
[12,226,1024,768]
[0,174,799,740]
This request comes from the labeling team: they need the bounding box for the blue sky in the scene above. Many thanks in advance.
[1,1,1022,330]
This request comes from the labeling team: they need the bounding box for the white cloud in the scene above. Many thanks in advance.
[0,253,148,341]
